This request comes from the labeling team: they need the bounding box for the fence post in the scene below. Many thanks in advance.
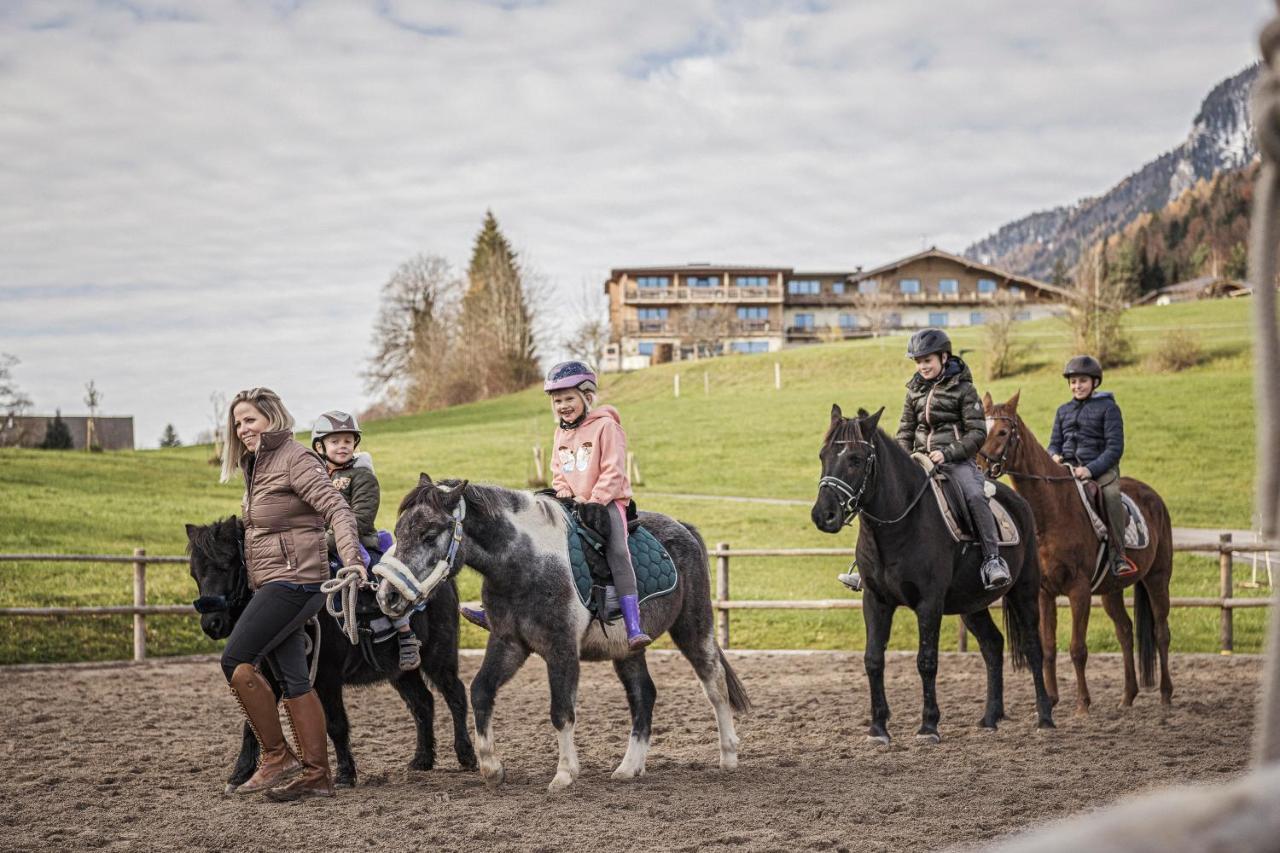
[774,362,782,390]
[957,620,968,652]
[1220,532,1234,654]
[703,371,709,395]
[715,542,730,649]
[674,374,681,398]
[133,547,147,662]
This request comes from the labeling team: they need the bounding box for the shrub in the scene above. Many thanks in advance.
[1146,328,1203,372]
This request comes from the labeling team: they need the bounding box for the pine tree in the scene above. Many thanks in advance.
[458,211,540,397]
[41,410,74,450]
[159,423,182,448]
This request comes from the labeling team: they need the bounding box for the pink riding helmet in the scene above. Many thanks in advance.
[544,360,598,395]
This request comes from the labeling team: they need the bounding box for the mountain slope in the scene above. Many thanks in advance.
[965,64,1259,281]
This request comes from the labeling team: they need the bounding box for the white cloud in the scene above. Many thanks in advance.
[0,0,1267,445]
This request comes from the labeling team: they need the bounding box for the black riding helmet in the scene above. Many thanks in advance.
[1062,355,1103,386]
[906,328,952,360]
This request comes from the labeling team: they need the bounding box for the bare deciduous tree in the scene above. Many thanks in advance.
[684,306,734,359]
[563,283,610,369]
[1067,241,1134,367]
[849,288,901,338]
[0,353,33,447]
[984,290,1026,380]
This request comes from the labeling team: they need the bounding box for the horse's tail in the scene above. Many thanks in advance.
[717,646,752,715]
[680,521,709,569]
[1003,539,1040,672]
[1134,580,1157,689]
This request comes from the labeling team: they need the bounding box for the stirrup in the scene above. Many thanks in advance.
[980,557,1012,591]
[837,571,863,592]
[1111,555,1139,577]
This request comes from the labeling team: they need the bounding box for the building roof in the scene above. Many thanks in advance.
[848,247,1074,299]
[1134,275,1250,304]
[609,264,793,278]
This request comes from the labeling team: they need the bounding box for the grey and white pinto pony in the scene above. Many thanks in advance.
[375,474,751,792]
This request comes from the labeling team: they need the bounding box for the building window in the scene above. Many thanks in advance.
[637,308,668,320]
[635,276,669,288]
[1009,285,1023,297]
[886,312,902,328]
[788,279,821,295]
[838,313,857,328]
[735,275,770,287]
[792,313,815,329]
[687,275,720,287]
[637,342,655,356]
[928,312,949,327]
[977,278,996,293]
[731,341,770,354]
[831,281,845,294]
[938,278,958,295]
[899,278,921,294]
[858,279,879,294]
[737,306,768,320]
[1015,310,1032,322]
[969,311,985,325]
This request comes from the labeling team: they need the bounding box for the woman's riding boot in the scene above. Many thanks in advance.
[619,594,652,651]
[460,606,490,631]
[266,690,334,801]
[228,664,302,794]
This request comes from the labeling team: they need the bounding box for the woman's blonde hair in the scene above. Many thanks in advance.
[220,387,295,483]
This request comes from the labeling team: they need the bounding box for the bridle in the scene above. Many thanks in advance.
[979,413,1077,483]
[819,435,935,527]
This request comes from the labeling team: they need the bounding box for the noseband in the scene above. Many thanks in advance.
[978,414,1019,479]
[819,439,878,527]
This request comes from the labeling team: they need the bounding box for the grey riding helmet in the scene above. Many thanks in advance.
[1062,355,1103,386]
[311,410,362,456]
[906,328,952,360]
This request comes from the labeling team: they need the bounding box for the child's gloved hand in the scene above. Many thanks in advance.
[1072,467,1091,480]
[556,489,573,499]
[1052,454,1063,464]
[928,450,946,465]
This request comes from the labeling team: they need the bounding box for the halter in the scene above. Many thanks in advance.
[373,493,467,608]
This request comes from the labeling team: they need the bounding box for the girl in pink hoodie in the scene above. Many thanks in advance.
[462,361,651,650]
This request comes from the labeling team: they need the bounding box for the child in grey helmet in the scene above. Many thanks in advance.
[840,329,1011,592]
[311,410,422,671]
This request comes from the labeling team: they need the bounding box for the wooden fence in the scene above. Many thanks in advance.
[0,534,1276,661]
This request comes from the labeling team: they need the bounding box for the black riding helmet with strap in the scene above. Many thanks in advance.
[906,328,952,360]
[1062,355,1103,387]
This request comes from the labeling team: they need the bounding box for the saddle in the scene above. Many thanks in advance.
[546,496,678,623]
[1071,470,1151,591]
[911,454,1020,546]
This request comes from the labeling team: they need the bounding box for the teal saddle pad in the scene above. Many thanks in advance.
[563,508,678,609]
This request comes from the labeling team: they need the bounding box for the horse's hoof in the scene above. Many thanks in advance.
[611,766,645,780]
[978,719,998,731]
[915,732,941,745]
[719,753,739,772]
[480,761,505,787]
[334,777,356,790]
[408,756,434,772]
[1072,706,1090,718]
[457,747,479,771]
[223,783,240,796]
[1038,718,1056,730]
[547,771,574,792]
[866,734,891,747]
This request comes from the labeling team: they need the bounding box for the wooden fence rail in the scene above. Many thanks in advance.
[1,534,1277,660]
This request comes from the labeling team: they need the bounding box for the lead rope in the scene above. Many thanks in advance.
[321,565,370,647]
[1251,10,1280,766]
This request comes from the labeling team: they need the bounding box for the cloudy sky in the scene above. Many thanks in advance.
[0,0,1267,447]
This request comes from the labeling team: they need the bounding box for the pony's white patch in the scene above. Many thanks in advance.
[698,635,740,771]
[578,616,633,659]
[985,417,995,434]
[548,719,579,791]
[475,720,503,783]
[612,733,650,779]
[513,496,569,561]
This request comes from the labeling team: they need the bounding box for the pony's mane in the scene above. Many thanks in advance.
[398,479,521,521]
[185,516,241,571]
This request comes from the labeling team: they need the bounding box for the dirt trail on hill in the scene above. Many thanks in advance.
[0,651,1260,852]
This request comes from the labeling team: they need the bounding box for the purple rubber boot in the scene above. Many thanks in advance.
[460,607,490,631]
[619,595,652,651]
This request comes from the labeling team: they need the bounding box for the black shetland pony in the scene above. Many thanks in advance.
[811,406,1054,743]
[185,516,476,791]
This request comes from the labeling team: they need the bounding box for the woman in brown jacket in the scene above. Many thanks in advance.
[218,387,364,801]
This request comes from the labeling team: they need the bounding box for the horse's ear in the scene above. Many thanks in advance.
[419,472,433,486]
[982,391,993,413]
[1007,389,1021,411]
[830,403,843,422]
[856,407,870,418]
[443,480,468,508]
[184,523,197,540]
[863,406,884,432]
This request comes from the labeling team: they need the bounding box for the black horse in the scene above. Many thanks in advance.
[810,406,1054,743]
[185,516,477,791]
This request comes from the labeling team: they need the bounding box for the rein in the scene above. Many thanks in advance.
[819,436,935,527]
[980,414,1078,483]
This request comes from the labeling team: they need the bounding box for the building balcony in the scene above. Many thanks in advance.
[623,285,783,304]
[785,324,872,341]
[783,291,858,306]
[622,319,778,337]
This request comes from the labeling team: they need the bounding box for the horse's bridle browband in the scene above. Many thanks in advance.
[819,436,935,527]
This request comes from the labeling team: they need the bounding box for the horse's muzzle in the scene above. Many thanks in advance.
[376,581,412,620]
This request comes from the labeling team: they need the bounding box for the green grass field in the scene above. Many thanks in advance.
[0,297,1270,663]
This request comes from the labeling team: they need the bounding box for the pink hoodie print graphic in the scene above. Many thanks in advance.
[551,405,632,505]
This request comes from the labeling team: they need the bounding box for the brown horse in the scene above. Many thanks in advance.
[977,391,1174,714]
